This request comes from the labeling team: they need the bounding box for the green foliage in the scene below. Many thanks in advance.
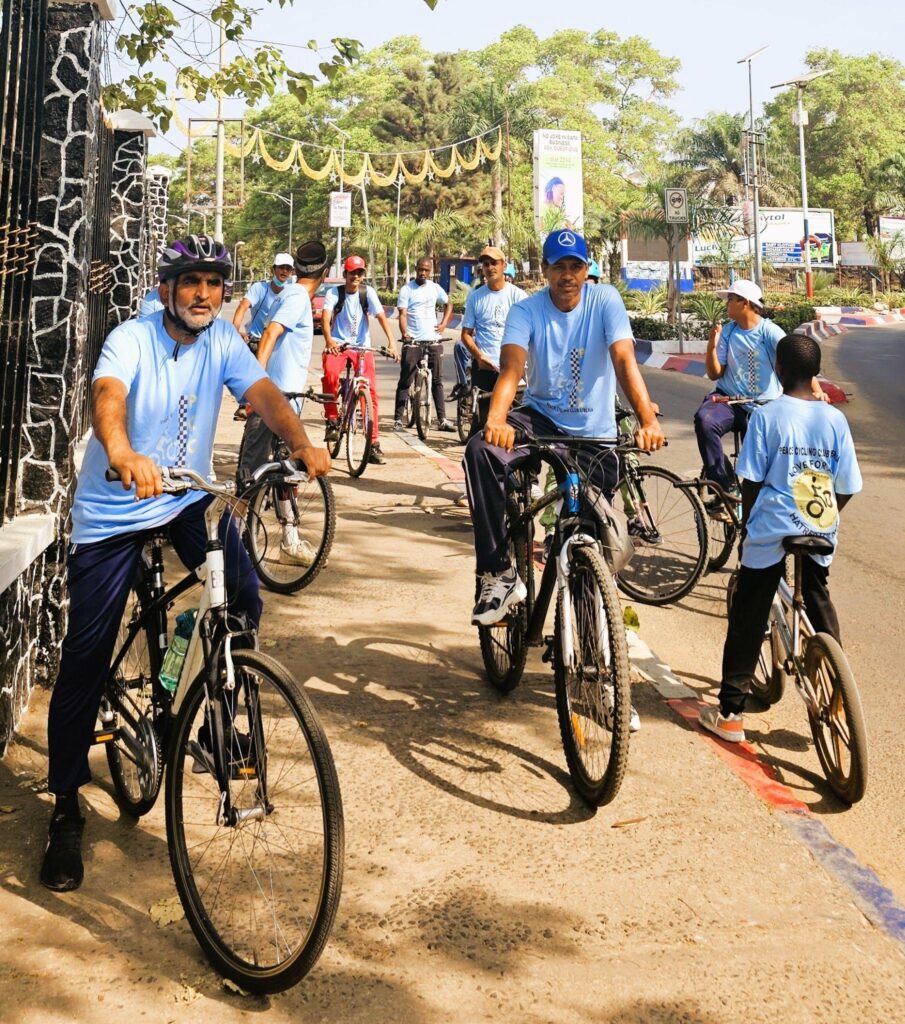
[629,315,675,340]
[685,291,725,329]
[763,301,817,334]
[625,286,667,314]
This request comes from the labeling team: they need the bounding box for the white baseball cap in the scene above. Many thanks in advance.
[273,252,294,267]
[717,279,763,308]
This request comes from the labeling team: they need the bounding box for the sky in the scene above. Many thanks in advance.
[142,0,905,156]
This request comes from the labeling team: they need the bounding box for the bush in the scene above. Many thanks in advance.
[626,285,667,315]
[763,300,817,335]
[630,315,676,341]
[685,292,724,329]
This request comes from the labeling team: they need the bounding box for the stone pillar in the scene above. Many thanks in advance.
[145,165,172,287]
[107,111,155,327]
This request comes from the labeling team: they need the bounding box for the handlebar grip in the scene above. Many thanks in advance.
[105,468,122,481]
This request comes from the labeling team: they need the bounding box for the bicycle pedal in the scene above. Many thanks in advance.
[92,728,117,745]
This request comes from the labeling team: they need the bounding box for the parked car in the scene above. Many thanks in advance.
[312,278,345,333]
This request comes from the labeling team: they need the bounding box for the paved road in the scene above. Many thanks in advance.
[635,324,905,897]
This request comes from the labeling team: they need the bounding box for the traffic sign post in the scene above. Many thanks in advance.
[664,189,687,352]
[664,188,688,224]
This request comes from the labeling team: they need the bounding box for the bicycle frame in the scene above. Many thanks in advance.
[768,563,821,715]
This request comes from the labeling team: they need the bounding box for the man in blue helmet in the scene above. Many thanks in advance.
[38,235,331,894]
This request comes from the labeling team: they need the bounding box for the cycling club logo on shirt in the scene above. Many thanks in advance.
[791,463,837,530]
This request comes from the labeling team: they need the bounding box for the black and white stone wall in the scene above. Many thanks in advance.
[108,129,147,327]
[145,165,171,286]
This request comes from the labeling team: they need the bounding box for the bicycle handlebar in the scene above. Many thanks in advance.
[710,394,770,406]
[106,461,309,495]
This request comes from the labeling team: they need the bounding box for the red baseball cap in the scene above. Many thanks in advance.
[343,255,366,272]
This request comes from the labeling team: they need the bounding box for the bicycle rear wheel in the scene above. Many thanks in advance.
[804,633,868,804]
[346,389,373,477]
[614,465,708,605]
[706,517,737,573]
[456,392,473,443]
[554,544,631,806]
[166,650,344,994]
[245,475,335,593]
[414,375,431,441]
[106,586,165,817]
[478,515,532,693]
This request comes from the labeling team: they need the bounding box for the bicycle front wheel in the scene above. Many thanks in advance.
[804,633,868,804]
[166,650,344,994]
[614,466,708,606]
[707,517,738,574]
[245,475,336,593]
[554,544,631,806]
[456,392,473,443]
[106,587,165,816]
[345,388,373,477]
[414,375,431,441]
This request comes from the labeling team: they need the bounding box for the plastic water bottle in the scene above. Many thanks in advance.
[159,608,198,693]
[560,472,580,515]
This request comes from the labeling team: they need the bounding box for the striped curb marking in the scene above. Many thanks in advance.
[627,630,905,952]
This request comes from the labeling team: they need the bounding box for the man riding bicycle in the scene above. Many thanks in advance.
[463,230,663,627]
[322,254,398,465]
[40,235,330,893]
[393,256,456,432]
[232,252,295,352]
[694,279,825,513]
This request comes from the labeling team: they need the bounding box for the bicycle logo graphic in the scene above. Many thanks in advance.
[792,468,837,530]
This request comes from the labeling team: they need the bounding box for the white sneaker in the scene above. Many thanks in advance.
[471,568,527,626]
[698,705,745,743]
[279,539,315,566]
[602,685,641,733]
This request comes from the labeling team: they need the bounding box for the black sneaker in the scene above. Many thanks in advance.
[324,421,340,444]
[40,802,85,892]
[448,384,465,400]
[368,444,387,465]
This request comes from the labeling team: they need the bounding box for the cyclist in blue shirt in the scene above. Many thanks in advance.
[700,333,861,743]
[137,285,164,319]
[39,236,331,894]
[231,252,295,349]
[464,230,663,627]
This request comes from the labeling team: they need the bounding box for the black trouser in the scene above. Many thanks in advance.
[394,342,446,422]
[463,406,619,575]
[720,557,840,715]
[693,393,749,490]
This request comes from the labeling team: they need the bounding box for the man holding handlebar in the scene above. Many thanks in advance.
[39,235,330,894]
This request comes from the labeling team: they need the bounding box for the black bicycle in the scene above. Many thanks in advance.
[99,465,344,993]
[239,391,336,595]
[475,434,635,807]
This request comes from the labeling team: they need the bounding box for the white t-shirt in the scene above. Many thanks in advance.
[324,285,383,347]
[397,280,448,340]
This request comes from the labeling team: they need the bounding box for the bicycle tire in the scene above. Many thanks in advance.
[706,518,737,573]
[245,475,336,594]
[477,514,531,693]
[106,586,165,816]
[726,571,786,706]
[804,633,868,804]
[456,392,472,444]
[403,391,416,428]
[166,649,344,994]
[554,544,631,806]
[346,388,373,477]
[614,465,708,606]
[414,375,431,441]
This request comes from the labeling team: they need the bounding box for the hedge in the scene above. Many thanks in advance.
[762,301,817,336]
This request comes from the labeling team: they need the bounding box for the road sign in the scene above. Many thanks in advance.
[665,188,689,224]
[329,191,352,228]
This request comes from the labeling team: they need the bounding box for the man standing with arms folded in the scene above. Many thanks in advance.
[322,254,398,465]
[236,240,329,568]
[393,256,456,432]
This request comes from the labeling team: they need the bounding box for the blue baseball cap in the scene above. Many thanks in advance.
[542,230,589,266]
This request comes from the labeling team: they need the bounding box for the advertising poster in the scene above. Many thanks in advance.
[693,208,836,268]
[329,191,352,229]
[533,130,584,234]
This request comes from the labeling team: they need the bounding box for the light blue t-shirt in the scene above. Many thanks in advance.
[244,279,287,337]
[502,283,633,438]
[462,282,527,365]
[72,312,266,544]
[266,283,314,394]
[138,287,164,319]
[716,317,785,407]
[323,285,383,347]
[397,280,449,340]
[737,394,862,569]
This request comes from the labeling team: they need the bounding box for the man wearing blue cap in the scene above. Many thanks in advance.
[464,229,663,627]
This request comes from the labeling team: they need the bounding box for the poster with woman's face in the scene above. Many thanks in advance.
[534,130,584,233]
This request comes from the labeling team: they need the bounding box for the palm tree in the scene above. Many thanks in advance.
[864,152,905,236]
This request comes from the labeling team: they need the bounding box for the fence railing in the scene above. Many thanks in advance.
[0,0,47,526]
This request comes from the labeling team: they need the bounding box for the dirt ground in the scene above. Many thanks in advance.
[2,381,904,1023]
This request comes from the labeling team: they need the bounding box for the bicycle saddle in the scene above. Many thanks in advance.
[782,535,835,556]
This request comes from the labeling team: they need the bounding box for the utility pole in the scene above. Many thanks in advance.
[738,46,768,289]
[505,109,513,264]
[213,21,226,243]
[393,173,403,293]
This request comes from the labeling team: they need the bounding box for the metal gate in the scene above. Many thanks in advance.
[0,0,47,524]
[82,124,114,432]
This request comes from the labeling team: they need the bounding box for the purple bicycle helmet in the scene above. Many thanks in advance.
[158,234,232,282]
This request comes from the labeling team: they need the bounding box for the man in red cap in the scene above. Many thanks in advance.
[322,255,398,464]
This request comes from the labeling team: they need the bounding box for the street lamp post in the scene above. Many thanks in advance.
[259,191,294,250]
[326,118,351,276]
[738,45,768,289]
[393,173,404,293]
[232,240,245,286]
[771,69,833,299]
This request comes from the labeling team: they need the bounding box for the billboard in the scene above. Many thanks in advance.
[533,130,583,234]
[693,207,836,268]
